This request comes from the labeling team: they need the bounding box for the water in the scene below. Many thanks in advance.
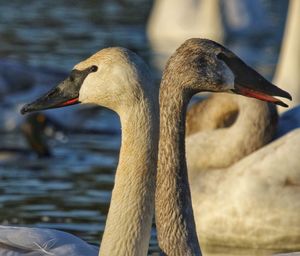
[0,0,152,70]
[0,0,290,255]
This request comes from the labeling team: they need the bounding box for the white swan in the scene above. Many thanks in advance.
[184,92,300,253]
[2,47,160,255]
[186,93,277,172]
[191,128,300,253]
[147,0,270,72]
[273,0,300,112]
[155,38,294,255]
[147,0,223,71]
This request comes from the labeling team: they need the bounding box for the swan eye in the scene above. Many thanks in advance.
[90,65,98,72]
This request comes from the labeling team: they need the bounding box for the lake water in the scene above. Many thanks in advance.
[0,0,290,255]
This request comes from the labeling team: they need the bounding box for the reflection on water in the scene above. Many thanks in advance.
[0,0,292,255]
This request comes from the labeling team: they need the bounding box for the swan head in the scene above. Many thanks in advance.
[164,38,291,107]
[21,47,154,115]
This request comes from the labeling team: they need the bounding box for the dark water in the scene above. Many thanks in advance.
[0,0,290,255]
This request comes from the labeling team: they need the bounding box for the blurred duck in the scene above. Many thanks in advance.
[0,113,53,162]
[147,0,223,72]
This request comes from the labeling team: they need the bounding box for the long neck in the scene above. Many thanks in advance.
[186,95,276,172]
[156,80,201,255]
[99,97,159,256]
[231,97,276,144]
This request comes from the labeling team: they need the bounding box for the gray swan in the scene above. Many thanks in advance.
[155,38,294,255]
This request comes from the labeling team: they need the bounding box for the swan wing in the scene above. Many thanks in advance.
[0,225,98,256]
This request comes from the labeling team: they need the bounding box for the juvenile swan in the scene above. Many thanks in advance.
[3,48,159,256]
[156,38,292,255]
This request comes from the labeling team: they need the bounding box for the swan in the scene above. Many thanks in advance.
[147,0,270,72]
[2,47,160,255]
[155,38,293,255]
[186,93,278,171]
[273,0,300,112]
[147,0,223,71]
[191,128,300,253]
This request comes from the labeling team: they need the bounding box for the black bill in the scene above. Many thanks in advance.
[21,65,98,115]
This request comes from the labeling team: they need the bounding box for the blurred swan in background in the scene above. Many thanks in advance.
[147,0,223,72]
[147,0,270,72]
[191,127,300,252]
[270,0,300,137]
[1,47,159,255]
[273,0,300,112]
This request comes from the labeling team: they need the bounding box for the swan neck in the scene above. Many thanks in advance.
[100,97,159,255]
[156,81,201,255]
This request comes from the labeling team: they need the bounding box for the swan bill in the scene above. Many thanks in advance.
[20,66,98,115]
[217,52,292,107]
[232,84,290,108]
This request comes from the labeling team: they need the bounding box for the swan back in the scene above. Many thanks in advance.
[156,38,290,255]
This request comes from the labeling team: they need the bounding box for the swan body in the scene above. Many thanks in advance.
[4,47,159,255]
[147,0,270,72]
[186,93,277,172]
[156,38,292,255]
[191,128,300,251]
[273,0,300,112]
[184,85,300,251]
